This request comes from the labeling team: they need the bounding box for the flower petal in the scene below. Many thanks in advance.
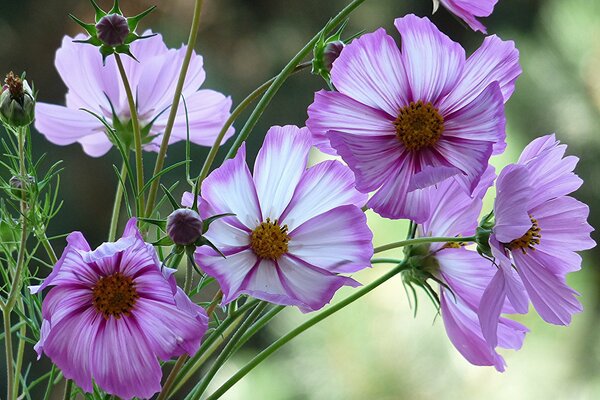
[288,205,373,273]
[394,14,465,104]
[493,164,533,243]
[330,28,410,117]
[253,126,311,220]
[201,143,261,230]
[280,160,367,230]
[306,90,396,155]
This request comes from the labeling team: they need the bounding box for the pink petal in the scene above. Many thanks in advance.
[493,164,533,243]
[394,14,465,104]
[439,0,496,33]
[253,126,311,220]
[330,28,410,117]
[288,205,373,273]
[280,160,367,230]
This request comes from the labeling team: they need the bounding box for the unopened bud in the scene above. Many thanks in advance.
[321,40,345,72]
[167,208,203,246]
[0,72,35,128]
[96,14,130,46]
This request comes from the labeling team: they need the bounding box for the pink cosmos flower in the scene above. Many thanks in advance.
[192,125,373,312]
[479,135,595,347]
[32,219,208,400]
[307,14,520,222]
[415,167,527,371]
[35,32,233,157]
[438,0,499,33]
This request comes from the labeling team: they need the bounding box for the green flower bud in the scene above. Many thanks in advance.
[0,72,35,128]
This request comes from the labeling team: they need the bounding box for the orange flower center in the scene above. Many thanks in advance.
[92,272,139,319]
[250,218,290,260]
[394,100,444,151]
[508,216,541,254]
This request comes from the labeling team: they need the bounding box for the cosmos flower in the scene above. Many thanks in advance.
[192,125,373,312]
[437,0,499,33]
[408,167,527,371]
[32,219,208,400]
[479,135,595,347]
[306,14,520,222]
[35,32,233,157]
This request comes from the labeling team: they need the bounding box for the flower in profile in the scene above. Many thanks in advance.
[307,14,520,222]
[35,32,233,157]
[193,125,373,312]
[479,135,595,347]
[32,219,208,399]
[405,167,527,371]
[435,0,499,33]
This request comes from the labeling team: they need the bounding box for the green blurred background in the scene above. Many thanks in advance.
[1,0,599,398]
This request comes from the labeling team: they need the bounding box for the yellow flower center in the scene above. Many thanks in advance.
[92,272,139,319]
[394,100,444,151]
[250,218,290,260]
[508,216,541,254]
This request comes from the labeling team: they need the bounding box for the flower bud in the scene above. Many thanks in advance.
[321,40,345,73]
[167,208,203,246]
[9,174,35,197]
[0,72,35,128]
[96,13,130,46]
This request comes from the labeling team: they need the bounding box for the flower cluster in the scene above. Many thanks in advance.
[1,1,594,400]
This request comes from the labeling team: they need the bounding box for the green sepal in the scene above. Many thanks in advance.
[99,45,115,65]
[73,36,103,47]
[69,14,97,36]
[89,0,107,22]
[109,0,122,15]
[161,184,180,210]
[138,217,167,232]
[152,235,174,246]
[202,213,236,234]
[127,6,157,31]
[196,237,226,258]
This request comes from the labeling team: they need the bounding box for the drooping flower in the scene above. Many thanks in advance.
[436,0,499,33]
[406,166,527,371]
[32,218,208,400]
[192,125,373,312]
[35,32,233,157]
[479,134,595,347]
[307,14,520,222]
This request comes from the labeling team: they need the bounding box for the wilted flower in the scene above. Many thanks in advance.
[0,72,35,128]
[307,14,520,222]
[35,32,233,157]
[406,167,527,371]
[479,135,595,347]
[32,219,208,399]
[436,0,499,33]
[194,126,373,312]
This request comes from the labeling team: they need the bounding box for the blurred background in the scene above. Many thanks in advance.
[1,0,599,398]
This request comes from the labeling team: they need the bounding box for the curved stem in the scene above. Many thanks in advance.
[187,302,268,400]
[230,305,285,355]
[205,262,409,400]
[62,379,72,400]
[108,162,128,241]
[193,62,312,196]
[224,0,368,160]
[373,236,476,254]
[144,0,205,217]
[114,53,145,217]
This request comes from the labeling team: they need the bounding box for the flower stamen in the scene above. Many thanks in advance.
[92,272,139,319]
[250,218,290,260]
[394,100,444,151]
[508,216,541,254]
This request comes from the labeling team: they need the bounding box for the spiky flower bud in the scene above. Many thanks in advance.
[0,72,35,128]
[167,208,203,246]
[96,13,130,46]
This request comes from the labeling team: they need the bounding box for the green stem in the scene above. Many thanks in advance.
[205,262,409,400]
[114,53,144,217]
[225,0,367,159]
[12,299,26,399]
[108,162,128,241]
[37,230,58,265]
[373,236,476,254]
[144,0,205,217]
[62,379,73,400]
[3,309,14,400]
[42,365,57,400]
[230,305,285,355]
[187,302,268,400]
[193,62,312,197]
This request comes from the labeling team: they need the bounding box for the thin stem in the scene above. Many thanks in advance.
[193,62,312,195]
[114,53,144,217]
[108,162,128,241]
[144,0,205,217]
[206,290,222,318]
[373,236,476,254]
[205,262,409,400]
[62,379,73,400]
[184,255,194,293]
[37,230,58,265]
[42,365,57,400]
[224,0,367,159]
[12,299,26,399]
[187,302,268,400]
[156,355,188,400]
[3,309,14,400]
[230,305,285,354]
